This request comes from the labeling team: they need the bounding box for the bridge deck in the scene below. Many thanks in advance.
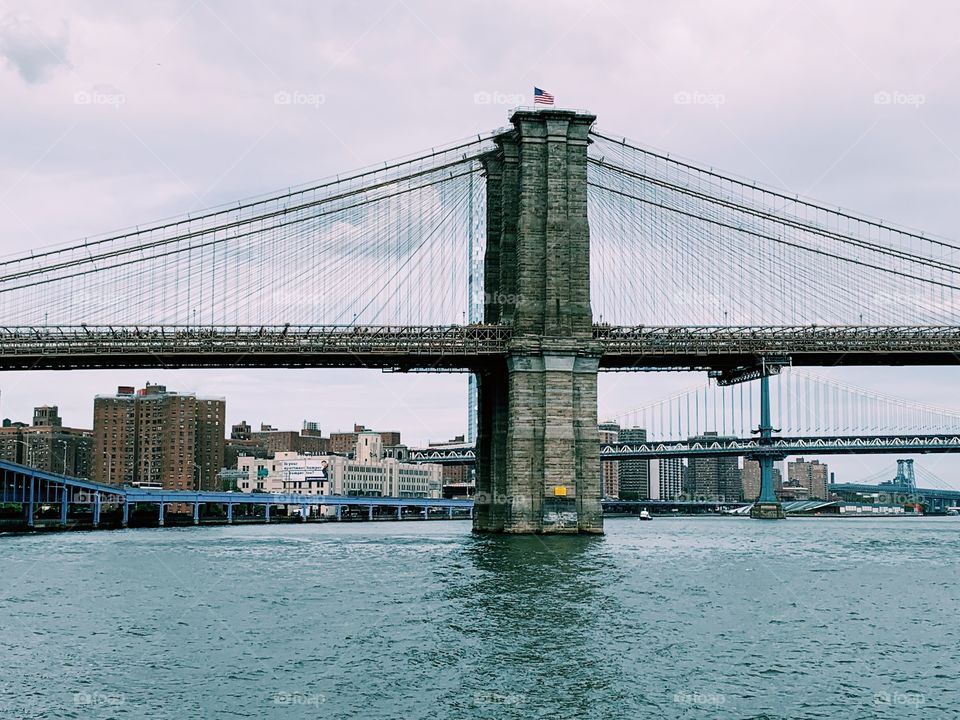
[2,325,960,371]
[0,460,472,511]
[0,325,510,371]
[596,326,960,369]
[410,434,960,463]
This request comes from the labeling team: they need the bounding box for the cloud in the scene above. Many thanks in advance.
[0,13,70,83]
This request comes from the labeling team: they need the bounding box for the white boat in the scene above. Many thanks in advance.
[639,509,652,521]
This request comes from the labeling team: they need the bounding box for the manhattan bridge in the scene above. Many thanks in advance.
[4,108,960,533]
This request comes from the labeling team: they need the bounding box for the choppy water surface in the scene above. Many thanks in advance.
[1,517,958,719]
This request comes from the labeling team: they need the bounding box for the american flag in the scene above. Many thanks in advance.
[534,87,555,105]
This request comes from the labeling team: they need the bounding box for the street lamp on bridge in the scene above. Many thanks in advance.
[12,438,33,468]
[54,439,69,475]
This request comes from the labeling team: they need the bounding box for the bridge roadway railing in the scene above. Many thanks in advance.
[121,491,474,509]
[409,434,960,463]
[3,324,960,370]
[0,325,512,370]
[600,434,960,459]
[595,325,960,368]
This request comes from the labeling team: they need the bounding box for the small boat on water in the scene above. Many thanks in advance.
[639,509,652,521]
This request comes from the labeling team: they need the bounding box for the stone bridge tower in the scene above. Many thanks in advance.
[474,109,603,534]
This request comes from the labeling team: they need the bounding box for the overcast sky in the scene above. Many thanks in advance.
[2,0,960,487]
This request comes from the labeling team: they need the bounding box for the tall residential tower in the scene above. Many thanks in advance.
[93,383,225,491]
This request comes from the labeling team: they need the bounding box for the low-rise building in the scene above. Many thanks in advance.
[250,420,330,456]
[329,424,401,456]
[0,407,93,478]
[427,434,474,497]
[788,458,829,500]
[236,431,441,501]
[780,482,811,501]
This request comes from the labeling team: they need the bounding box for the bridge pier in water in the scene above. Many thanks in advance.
[474,109,603,534]
[750,372,786,520]
[24,476,35,527]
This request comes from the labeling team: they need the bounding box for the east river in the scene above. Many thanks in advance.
[1,516,958,719]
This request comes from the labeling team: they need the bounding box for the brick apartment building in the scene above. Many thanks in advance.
[93,383,225,491]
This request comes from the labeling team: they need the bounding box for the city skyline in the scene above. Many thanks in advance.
[0,368,960,489]
[3,382,955,492]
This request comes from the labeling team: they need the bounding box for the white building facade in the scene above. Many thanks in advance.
[236,432,441,501]
[651,458,684,500]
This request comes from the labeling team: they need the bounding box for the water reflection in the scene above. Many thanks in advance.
[430,534,646,719]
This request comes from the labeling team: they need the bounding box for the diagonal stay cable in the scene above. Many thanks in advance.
[342,178,473,327]
[590,129,960,253]
[0,134,498,268]
[0,156,488,284]
[588,157,960,276]
[588,181,960,293]
[0,170,478,295]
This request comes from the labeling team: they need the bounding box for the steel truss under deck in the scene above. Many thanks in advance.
[2,324,960,371]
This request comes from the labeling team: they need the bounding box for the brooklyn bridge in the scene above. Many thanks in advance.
[3,108,960,533]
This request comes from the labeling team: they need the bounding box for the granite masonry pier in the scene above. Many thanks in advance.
[474,109,603,534]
